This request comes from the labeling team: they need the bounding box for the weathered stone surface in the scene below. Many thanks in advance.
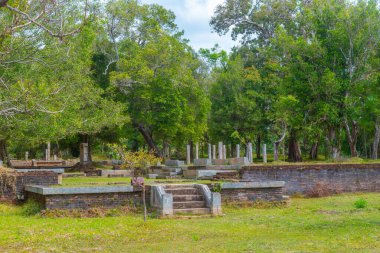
[15,168,65,174]
[183,169,236,179]
[25,185,134,195]
[222,181,285,189]
[165,160,185,167]
[27,191,142,210]
[101,169,132,178]
[241,164,380,194]
[212,159,228,165]
[228,157,249,165]
[0,171,59,201]
[194,158,212,166]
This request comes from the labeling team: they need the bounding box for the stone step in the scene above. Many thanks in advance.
[164,184,195,189]
[173,201,206,209]
[173,208,211,215]
[165,188,198,195]
[173,194,204,202]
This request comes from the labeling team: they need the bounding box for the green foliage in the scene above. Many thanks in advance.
[354,198,368,209]
[19,200,42,216]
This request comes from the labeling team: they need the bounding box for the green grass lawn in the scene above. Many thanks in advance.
[0,193,379,252]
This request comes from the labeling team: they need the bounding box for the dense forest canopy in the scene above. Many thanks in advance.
[0,0,380,163]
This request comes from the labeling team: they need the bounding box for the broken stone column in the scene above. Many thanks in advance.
[186,145,191,165]
[218,142,223,159]
[236,144,240,158]
[25,151,29,161]
[247,142,253,163]
[212,145,216,159]
[80,143,89,164]
[46,142,51,161]
[223,145,227,159]
[195,143,199,160]
[54,154,58,161]
[208,144,212,159]
[263,144,267,163]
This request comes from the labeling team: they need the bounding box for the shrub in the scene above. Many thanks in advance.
[354,198,368,209]
[20,200,42,216]
[211,183,222,193]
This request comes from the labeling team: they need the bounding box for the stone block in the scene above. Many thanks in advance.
[212,159,228,165]
[101,170,132,178]
[228,157,250,165]
[148,174,158,179]
[165,160,185,166]
[183,169,236,179]
[194,158,212,166]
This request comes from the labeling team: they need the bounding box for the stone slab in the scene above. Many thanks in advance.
[148,174,158,179]
[101,170,132,178]
[183,170,236,179]
[25,185,134,195]
[212,159,228,165]
[194,158,212,166]
[15,168,65,174]
[165,160,185,166]
[221,181,285,189]
[228,157,250,165]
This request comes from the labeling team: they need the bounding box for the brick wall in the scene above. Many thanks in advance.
[240,164,380,195]
[0,171,58,201]
[220,187,285,203]
[28,191,143,210]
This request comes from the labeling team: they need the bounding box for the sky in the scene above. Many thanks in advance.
[140,0,238,52]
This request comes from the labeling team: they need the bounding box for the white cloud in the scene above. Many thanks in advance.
[140,0,238,52]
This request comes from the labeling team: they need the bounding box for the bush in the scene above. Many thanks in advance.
[20,200,42,216]
[354,198,368,209]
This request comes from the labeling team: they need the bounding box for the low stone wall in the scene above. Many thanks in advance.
[241,164,380,195]
[218,181,286,203]
[1,171,58,201]
[26,185,143,210]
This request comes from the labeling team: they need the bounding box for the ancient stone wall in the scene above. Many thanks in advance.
[220,187,285,203]
[28,191,142,210]
[240,164,380,195]
[1,171,58,201]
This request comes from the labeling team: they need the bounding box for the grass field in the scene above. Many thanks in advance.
[0,193,379,252]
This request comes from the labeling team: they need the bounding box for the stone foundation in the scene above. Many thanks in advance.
[26,185,143,210]
[241,164,380,195]
[0,171,59,201]
[218,181,286,203]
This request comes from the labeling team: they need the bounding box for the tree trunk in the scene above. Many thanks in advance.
[309,142,319,160]
[326,127,342,160]
[344,117,359,157]
[372,118,380,160]
[137,124,160,156]
[288,130,302,162]
[274,123,286,161]
[0,139,9,165]
[256,135,261,159]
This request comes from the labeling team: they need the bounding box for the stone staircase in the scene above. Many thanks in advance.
[164,184,211,215]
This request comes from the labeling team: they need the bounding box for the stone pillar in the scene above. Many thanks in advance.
[53,154,58,161]
[263,144,267,163]
[46,142,51,161]
[208,144,212,159]
[0,160,3,167]
[25,151,29,161]
[195,143,199,160]
[218,142,223,159]
[212,145,216,159]
[247,142,253,163]
[186,145,191,165]
[45,149,49,161]
[80,143,89,164]
[223,145,227,159]
[236,144,240,158]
